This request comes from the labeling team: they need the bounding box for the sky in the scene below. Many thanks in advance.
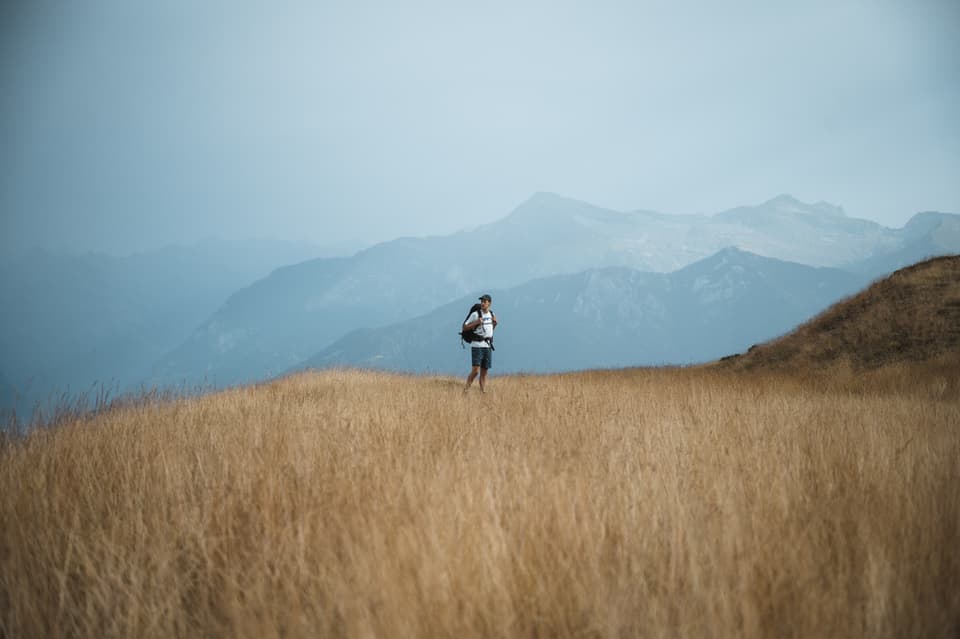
[1,0,958,257]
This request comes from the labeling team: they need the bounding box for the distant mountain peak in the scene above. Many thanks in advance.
[904,210,959,227]
[899,210,960,246]
[505,192,621,225]
[526,191,568,204]
[672,247,771,278]
[715,195,849,226]
[694,246,754,266]
[510,191,586,213]
[762,194,846,217]
[715,245,752,257]
[765,194,804,207]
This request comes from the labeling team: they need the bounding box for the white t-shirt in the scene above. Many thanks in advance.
[464,310,495,348]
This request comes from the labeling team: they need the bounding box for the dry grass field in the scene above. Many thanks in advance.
[1,362,958,638]
[724,254,960,372]
[2,257,959,638]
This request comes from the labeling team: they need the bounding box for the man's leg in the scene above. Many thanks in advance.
[478,348,491,392]
[465,365,481,390]
[465,347,482,391]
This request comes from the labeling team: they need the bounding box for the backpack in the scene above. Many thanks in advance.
[460,303,483,344]
[460,303,494,348]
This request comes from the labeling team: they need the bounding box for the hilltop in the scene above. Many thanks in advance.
[719,254,960,372]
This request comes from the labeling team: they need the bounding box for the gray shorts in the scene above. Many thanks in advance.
[471,347,492,370]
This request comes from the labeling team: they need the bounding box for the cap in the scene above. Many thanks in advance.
[479,294,492,302]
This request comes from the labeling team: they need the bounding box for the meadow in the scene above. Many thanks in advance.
[1,363,958,638]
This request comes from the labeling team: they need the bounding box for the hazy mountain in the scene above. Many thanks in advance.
[476,192,900,273]
[297,248,870,375]
[709,195,896,266]
[845,212,960,276]
[154,193,954,388]
[0,238,343,415]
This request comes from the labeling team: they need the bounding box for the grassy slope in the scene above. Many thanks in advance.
[1,365,958,638]
[721,254,960,371]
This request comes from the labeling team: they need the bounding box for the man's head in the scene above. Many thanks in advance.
[479,294,492,311]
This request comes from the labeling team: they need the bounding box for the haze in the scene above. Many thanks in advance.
[2,0,958,257]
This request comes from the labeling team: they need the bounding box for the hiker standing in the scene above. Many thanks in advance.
[464,294,497,393]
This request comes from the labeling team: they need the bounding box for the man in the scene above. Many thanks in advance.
[463,294,497,393]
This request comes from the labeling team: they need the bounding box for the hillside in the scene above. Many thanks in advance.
[720,255,960,371]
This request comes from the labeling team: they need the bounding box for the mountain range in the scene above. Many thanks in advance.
[152,193,958,387]
[297,248,871,375]
[2,193,958,419]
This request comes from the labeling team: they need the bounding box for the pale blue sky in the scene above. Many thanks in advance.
[2,0,958,256]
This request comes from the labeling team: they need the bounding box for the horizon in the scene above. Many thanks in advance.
[2,1,958,258]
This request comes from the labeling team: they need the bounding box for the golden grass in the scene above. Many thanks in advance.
[1,365,958,638]
[727,255,960,372]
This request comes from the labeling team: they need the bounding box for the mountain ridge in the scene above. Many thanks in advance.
[296,247,869,375]
[151,194,959,388]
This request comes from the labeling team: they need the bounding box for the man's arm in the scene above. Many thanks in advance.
[464,313,482,330]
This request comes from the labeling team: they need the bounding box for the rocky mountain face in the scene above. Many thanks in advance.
[298,248,871,375]
[153,194,956,388]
